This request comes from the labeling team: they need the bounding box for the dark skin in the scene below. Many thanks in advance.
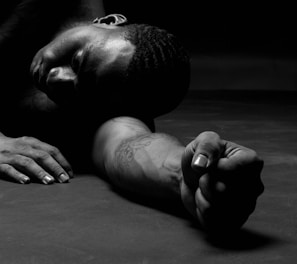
[0,2,264,231]
[31,15,133,106]
[0,0,106,184]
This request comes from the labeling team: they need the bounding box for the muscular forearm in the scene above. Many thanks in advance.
[93,118,185,200]
[110,133,184,199]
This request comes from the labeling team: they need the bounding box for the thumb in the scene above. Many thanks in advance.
[182,131,224,190]
[192,131,224,172]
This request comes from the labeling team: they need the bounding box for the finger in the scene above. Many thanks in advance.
[11,155,55,184]
[28,149,70,183]
[217,144,264,197]
[195,186,255,231]
[219,142,264,173]
[0,164,30,184]
[182,140,200,190]
[180,180,197,217]
[181,131,224,200]
[20,137,73,178]
[195,188,211,229]
[198,173,227,203]
[42,145,74,178]
[181,131,224,190]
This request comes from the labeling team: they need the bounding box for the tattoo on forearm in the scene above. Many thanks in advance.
[113,132,183,196]
[114,134,156,170]
[114,133,182,170]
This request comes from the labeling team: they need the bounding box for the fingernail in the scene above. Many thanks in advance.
[42,175,54,185]
[20,176,30,184]
[193,154,208,168]
[58,173,69,183]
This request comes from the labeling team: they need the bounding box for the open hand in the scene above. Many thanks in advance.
[180,131,264,231]
[0,134,73,184]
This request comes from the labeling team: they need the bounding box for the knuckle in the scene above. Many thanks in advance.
[200,131,220,140]
[248,148,258,159]
[247,151,264,172]
[18,136,35,145]
[18,156,33,167]
[0,148,12,157]
[0,164,12,174]
[20,136,30,142]
[13,140,30,152]
[49,146,60,156]
[196,132,222,157]
[35,150,50,161]
[205,131,219,137]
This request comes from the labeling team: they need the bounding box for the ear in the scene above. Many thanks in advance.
[94,14,128,26]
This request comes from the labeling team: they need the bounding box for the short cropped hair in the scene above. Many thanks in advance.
[122,24,191,117]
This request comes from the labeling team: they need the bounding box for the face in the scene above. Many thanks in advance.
[36,20,135,104]
[76,23,135,84]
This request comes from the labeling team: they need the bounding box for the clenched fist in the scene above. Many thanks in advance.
[180,131,264,231]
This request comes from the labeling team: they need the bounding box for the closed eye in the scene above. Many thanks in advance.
[71,49,84,73]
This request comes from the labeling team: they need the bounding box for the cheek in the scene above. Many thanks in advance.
[79,47,102,75]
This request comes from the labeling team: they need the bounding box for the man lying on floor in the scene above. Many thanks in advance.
[0,0,264,233]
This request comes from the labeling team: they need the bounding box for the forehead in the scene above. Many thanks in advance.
[101,35,135,65]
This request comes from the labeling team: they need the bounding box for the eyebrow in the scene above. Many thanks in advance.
[77,43,108,77]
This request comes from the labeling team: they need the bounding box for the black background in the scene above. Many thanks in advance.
[105,1,297,57]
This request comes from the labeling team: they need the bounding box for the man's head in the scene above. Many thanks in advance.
[32,14,190,116]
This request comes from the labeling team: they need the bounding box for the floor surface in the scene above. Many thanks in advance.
[1,88,297,263]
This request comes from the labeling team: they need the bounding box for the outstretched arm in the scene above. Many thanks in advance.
[92,116,264,231]
[92,117,184,199]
